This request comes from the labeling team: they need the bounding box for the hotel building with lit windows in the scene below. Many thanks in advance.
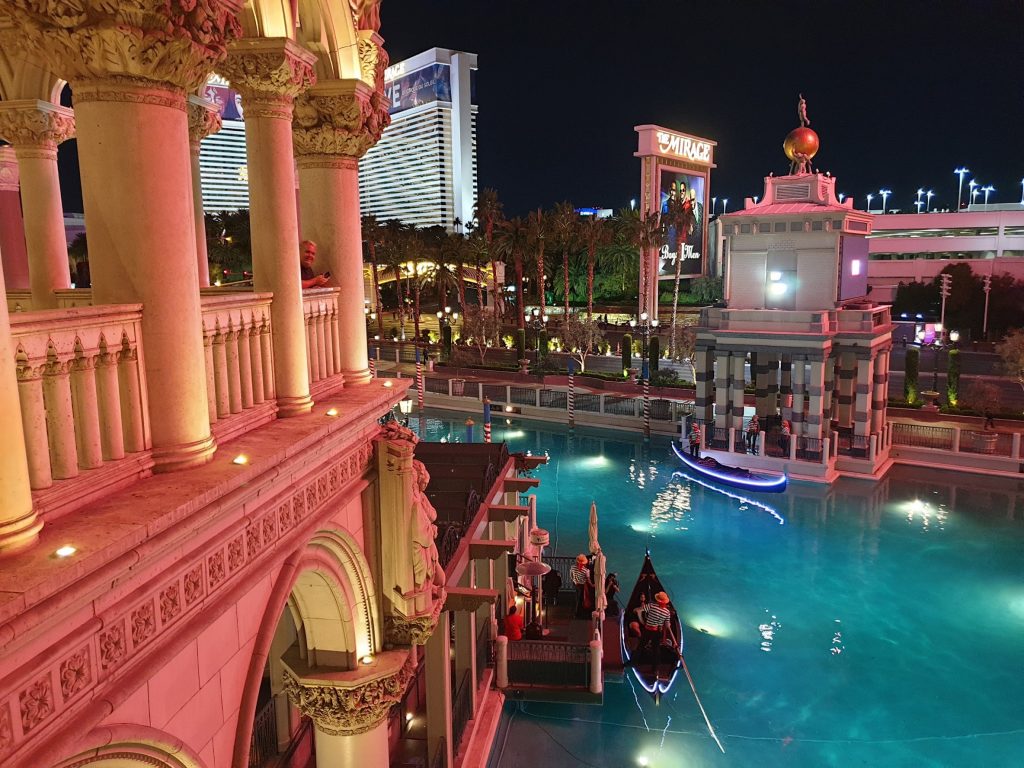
[358,48,478,231]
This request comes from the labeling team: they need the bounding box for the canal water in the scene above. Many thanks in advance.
[413,411,1024,768]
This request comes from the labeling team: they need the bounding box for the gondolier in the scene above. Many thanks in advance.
[570,554,592,618]
[643,591,673,646]
[688,422,702,458]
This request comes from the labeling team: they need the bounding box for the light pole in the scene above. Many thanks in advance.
[866,193,874,213]
[753,195,759,204]
[939,272,951,336]
[721,198,728,214]
[1019,179,1024,206]
[436,306,457,361]
[982,185,995,207]
[926,190,935,212]
[838,192,845,203]
[914,200,925,213]
[982,273,992,340]
[629,311,659,378]
[954,167,970,210]
[527,307,549,358]
[712,196,717,214]
[916,188,924,211]
[968,179,979,207]
[879,188,891,214]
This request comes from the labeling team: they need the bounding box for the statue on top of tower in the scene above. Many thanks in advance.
[797,93,810,127]
[783,93,819,176]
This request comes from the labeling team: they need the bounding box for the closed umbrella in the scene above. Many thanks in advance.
[594,551,607,618]
[588,501,600,555]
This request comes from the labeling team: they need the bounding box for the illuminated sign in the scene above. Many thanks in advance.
[655,131,712,164]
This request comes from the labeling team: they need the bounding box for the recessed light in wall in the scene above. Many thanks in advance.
[232,455,249,465]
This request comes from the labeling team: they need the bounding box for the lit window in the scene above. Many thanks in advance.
[851,259,862,276]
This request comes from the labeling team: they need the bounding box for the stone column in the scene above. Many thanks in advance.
[854,354,874,437]
[836,351,857,428]
[0,255,42,554]
[282,652,413,768]
[221,38,316,416]
[766,355,780,415]
[0,100,75,309]
[806,358,826,440]
[872,349,888,436]
[187,96,222,288]
[753,353,769,415]
[694,347,714,424]
[1,1,244,471]
[426,611,454,768]
[791,358,807,436]
[0,147,30,290]
[294,72,390,386]
[713,351,729,429]
[730,353,745,431]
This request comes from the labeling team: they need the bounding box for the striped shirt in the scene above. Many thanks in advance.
[644,603,671,629]
[569,564,589,585]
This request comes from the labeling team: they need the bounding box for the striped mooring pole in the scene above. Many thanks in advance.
[465,417,475,443]
[415,346,424,410]
[567,358,576,430]
[368,355,376,378]
[483,398,492,443]
[642,359,651,440]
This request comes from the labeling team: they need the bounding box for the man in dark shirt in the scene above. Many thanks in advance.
[300,240,329,288]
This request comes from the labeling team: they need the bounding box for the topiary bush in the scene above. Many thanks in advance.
[622,333,633,372]
[946,349,961,406]
[904,347,919,404]
[648,336,660,374]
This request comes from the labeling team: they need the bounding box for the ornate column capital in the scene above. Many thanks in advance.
[0,0,243,94]
[356,29,388,90]
[292,79,390,163]
[187,95,223,150]
[281,649,414,736]
[220,38,317,120]
[0,100,75,158]
[0,146,19,192]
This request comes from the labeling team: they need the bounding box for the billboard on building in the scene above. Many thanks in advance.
[657,168,705,278]
[202,76,244,121]
[385,63,452,114]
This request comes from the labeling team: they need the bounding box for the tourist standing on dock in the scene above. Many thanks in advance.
[571,554,592,618]
[746,414,760,453]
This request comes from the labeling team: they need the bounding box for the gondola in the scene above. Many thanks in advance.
[619,552,683,703]
[672,442,788,493]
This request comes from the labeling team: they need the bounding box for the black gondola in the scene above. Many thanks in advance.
[672,443,788,493]
[619,551,682,702]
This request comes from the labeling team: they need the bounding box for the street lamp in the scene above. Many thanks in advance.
[879,188,891,214]
[982,185,995,207]
[866,193,874,213]
[527,307,549,355]
[954,167,970,210]
[916,188,924,210]
[926,190,935,212]
[721,198,729,214]
[982,273,992,340]
[630,311,659,358]
[838,192,845,203]
[712,196,717,214]
[968,179,979,207]
[1019,179,1024,206]
[914,199,925,213]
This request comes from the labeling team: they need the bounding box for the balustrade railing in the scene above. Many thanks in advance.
[890,423,954,450]
[476,620,492,686]
[506,640,590,687]
[302,288,342,388]
[451,670,474,755]
[248,698,278,767]
[11,305,150,492]
[200,293,275,426]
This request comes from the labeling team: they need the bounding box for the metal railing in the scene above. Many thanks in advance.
[960,429,1013,456]
[836,432,870,458]
[452,670,474,755]
[539,389,567,409]
[506,640,590,687]
[796,435,824,461]
[425,376,450,395]
[481,383,507,403]
[430,737,447,768]
[476,620,492,686]
[706,426,730,451]
[891,423,955,450]
[576,393,602,412]
[248,698,278,767]
[603,395,637,416]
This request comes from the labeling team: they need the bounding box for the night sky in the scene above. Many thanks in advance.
[54,1,1024,217]
[380,0,1024,216]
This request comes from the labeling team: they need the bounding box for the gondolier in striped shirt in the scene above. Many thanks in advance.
[570,554,592,618]
[643,591,674,648]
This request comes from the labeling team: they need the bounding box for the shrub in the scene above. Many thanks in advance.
[904,347,919,404]
[622,333,632,372]
[946,349,961,406]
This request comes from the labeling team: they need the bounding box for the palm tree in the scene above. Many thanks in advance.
[441,229,469,311]
[579,215,610,319]
[635,211,662,316]
[495,216,529,329]
[466,229,488,308]
[379,219,410,337]
[551,201,579,318]
[526,208,547,317]
[362,213,385,336]
[474,188,504,314]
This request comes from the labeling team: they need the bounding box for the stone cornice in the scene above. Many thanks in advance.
[187,95,222,147]
[282,649,414,736]
[0,0,243,93]
[220,38,316,119]
[0,100,74,151]
[292,79,389,160]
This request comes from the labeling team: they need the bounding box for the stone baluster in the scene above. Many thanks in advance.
[330,306,343,376]
[238,318,255,409]
[95,348,125,461]
[293,58,391,386]
[69,353,103,469]
[117,345,147,454]
[0,1,242,471]
[42,354,78,480]
[187,97,222,288]
[203,332,218,424]
[315,307,329,379]
[307,310,321,383]
[323,304,336,377]
[225,326,243,414]
[15,360,51,489]
[0,100,75,309]
[221,39,316,416]
[260,321,276,400]
[249,325,266,404]
[212,328,231,418]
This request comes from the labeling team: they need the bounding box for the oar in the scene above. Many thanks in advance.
[677,648,726,754]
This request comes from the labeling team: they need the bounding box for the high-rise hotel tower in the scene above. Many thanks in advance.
[359,48,478,231]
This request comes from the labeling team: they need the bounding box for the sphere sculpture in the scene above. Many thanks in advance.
[784,127,819,175]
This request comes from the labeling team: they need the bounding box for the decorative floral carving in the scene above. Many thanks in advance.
[305,485,317,513]
[59,646,91,702]
[187,97,222,146]
[184,564,205,605]
[0,102,75,149]
[0,0,243,93]
[207,551,226,588]
[131,601,155,647]
[292,84,390,161]
[262,514,277,544]
[160,583,181,624]
[279,503,293,533]
[283,657,414,736]
[317,475,329,504]
[349,0,382,32]
[384,601,443,647]
[0,702,11,752]
[292,491,305,519]
[227,536,244,572]
[329,464,341,494]
[99,621,126,671]
[246,525,261,559]
[19,675,53,733]
[220,39,316,119]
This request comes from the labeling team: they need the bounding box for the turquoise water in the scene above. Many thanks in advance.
[412,411,1024,768]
